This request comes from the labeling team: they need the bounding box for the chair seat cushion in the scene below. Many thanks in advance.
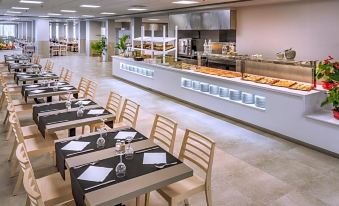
[157,175,205,201]
[21,125,40,139]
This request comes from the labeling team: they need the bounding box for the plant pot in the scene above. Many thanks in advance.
[333,109,339,120]
[322,81,337,90]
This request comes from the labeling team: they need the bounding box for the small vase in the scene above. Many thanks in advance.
[333,109,339,120]
[322,81,337,90]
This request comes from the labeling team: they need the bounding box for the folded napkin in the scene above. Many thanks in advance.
[30,89,45,94]
[87,109,105,115]
[61,141,90,151]
[143,153,166,164]
[78,166,113,182]
[114,131,137,140]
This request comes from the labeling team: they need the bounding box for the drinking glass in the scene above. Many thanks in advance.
[96,128,106,149]
[76,105,84,117]
[115,141,126,178]
[125,136,134,160]
[53,79,58,91]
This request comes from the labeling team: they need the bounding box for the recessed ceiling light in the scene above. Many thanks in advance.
[60,10,77,13]
[80,4,100,8]
[12,7,30,10]
[148,18,160,21]
[82,15,95,17]
[47,13,61,16]
[128,8,147,11]
[39,15,49,18]
[100,12,116,15]
[19,0,43,4]
[6,11,22,14]
[172,1,199,4]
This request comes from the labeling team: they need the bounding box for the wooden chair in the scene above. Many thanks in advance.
[32,54,40,64]
[85,80,97,100]
[18,143,74,206]
[59,76,86,101]
[149,114,177,154]
[44,60,54,72]
[51,46,59,56]
[114,98,140,129]
[59,67,66,80]
[152,129,216,206]
[60,45,67,56]
[64,69,73,84]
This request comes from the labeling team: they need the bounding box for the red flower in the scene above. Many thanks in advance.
[328,55,334,60]
[334,62,339,70]
[324,59,330,64]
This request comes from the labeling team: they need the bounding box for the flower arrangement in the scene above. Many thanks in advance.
[316,56,339,89]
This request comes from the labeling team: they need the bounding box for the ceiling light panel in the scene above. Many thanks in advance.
[61,10,77,13]
[19,0,43,4]
[47,13,61,16]
[6,11,22,14]
[172,1,199,4]
[12,7,30,10]
[80,5,101,8]
[101,12,116,15]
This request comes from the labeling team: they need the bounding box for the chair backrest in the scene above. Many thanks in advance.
[32,54,40,64]
[23,167,43,206]
[44,60,54,72]
[59,67,66,79]
[85,80,97,100]
[149,114,177,154]
[117,99,140,128]
[64,69,72,83]
[9,112,25,144]
[77,77,90,97]
[179,129,215,186]
[16,143,31,173]
[105,91,122,116]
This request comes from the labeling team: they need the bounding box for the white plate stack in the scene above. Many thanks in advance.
[146,70,153,77]
[193,81,201,90]
[255,96,266,108]
[209,85,219,95]
[182,79,192,88]
[229,89,242,101]
[219,87,229,97]
[200,83,209,92]
[241,92,255,104]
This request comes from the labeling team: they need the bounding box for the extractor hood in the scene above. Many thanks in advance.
[169,10,236,31]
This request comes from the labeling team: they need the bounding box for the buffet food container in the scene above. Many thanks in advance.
[193,81,201,90]
[241,92,255,104]
[209,85,219,95]
[229,89,242,101]
[200,83,210,92]
[255,95,266,108]
[219,87,229,97]
[182,79,192,88]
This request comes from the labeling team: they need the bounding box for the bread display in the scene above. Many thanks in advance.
[243,74,264,82]
[134,43,174,51]
[256,77,279,85]
[289,83,314,91]
[273,80,297,88]
[195,67,242,78]
[181,63,196,70]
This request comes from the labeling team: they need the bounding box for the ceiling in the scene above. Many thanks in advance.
[0,0,301,22]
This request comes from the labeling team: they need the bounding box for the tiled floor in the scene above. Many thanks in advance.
[1,51,339,206]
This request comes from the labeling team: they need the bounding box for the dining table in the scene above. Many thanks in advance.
[15,72,59,85]
[54,128,193,206]
[8,62,42,73]
[21,81,79,103]
[33,99,115,138]
[4,54,31,64]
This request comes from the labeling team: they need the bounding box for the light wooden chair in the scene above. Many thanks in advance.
[32,54,40,64]
[114,99,140,129]
[18,143,74,206]
[51,46,59,56]
[85,80,97,100]
[60,45,67,56]
[149,114,178,154]
[44,60,54,72]
[153,129,216,206]
[59,76,87,101]
[64,69,73,84]
[59,67,66,80]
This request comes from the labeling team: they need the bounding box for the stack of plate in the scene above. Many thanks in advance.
[193,81,201,90]
[219,87,229,97]
[241,92,255,104]
[229,89,242,101]
[200,83,209,92]
[209,85,219,95]
[146,70,153,77]
[182,79,192,88]
[255,96,266,108]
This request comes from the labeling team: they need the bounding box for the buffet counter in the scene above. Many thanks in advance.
[112,56,339,155]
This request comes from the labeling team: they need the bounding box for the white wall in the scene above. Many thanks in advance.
[236,0,339,60]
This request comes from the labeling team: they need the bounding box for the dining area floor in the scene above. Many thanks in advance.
[1,51,339,206]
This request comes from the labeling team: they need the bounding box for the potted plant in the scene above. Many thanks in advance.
[90,36,107,62]
[115,35,129,56]
[321,87,339,120]
[316,56,339,90]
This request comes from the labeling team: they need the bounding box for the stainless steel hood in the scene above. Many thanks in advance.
[169,10,236,31]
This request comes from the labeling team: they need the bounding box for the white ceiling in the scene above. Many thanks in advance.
[0,0,301,22]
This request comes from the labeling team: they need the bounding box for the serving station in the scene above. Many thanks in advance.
[112,56,339,155]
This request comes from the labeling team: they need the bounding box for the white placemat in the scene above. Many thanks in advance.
[77,100,91,105]
[78,166,113,182]
[143,153,166,164]
[26,84,39,88]
[30,89,45,94]
[114,131,137,140]
[60,86,73,90]
[61,141,90,151]
[87,109,105,115]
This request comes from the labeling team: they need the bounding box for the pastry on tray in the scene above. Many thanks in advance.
[273,80,297,88]
[289,83,314,91]
[243,74,264,82]
[256,77,279,85]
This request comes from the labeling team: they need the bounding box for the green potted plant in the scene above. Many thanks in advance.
[321,87,339,120]
[115,35,129,56]
[90,36,107,61]
[316,56,339,90]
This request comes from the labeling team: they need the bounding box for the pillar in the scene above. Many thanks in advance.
[105,20,117,61]
[79,21,86,53]
[85,20,101,56]
[130,17,142,39]
[27,21,32,42]
[67,22,74,41]
[51,23,56,39]
[59,23,65,40]
[35,19,50,58]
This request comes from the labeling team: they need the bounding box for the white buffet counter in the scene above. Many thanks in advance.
[112,56,339,155]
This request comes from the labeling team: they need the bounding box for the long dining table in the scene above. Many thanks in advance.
[54,127,193,206]
[8,62,42,73]
[15,71,59,85]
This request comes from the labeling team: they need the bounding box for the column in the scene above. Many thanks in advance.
[17,23,22,39]
[130,17,142,39]
[27,21,32,42]
[21,23,24,39]
[51,23,56,39]
[67,22,74,41]
[85,20,101,56]
[79,21,86,54]
[105,20,117,61]
[35,19,50,58]
[59,23,65,40]
[24,22,28,40]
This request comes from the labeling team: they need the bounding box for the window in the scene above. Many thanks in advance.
[49,24,52,39]
[65,24,68,40]
[0,24,16,37]
[73,23,76,40]
[56,23,59,40]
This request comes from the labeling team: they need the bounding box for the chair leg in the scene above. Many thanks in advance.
[3,110,9,124]
[12,169,23,196]
[169,199,176,206]
[25,195,30,206]
[81,126,85,134]
[8,140,17,161]
[6,124,12,141]
[144,193,150,206]
[184,199,190,206]
[0,93,4,110]
[136,196,141,206]
[10,157,19,177]
[205,189,212,206]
